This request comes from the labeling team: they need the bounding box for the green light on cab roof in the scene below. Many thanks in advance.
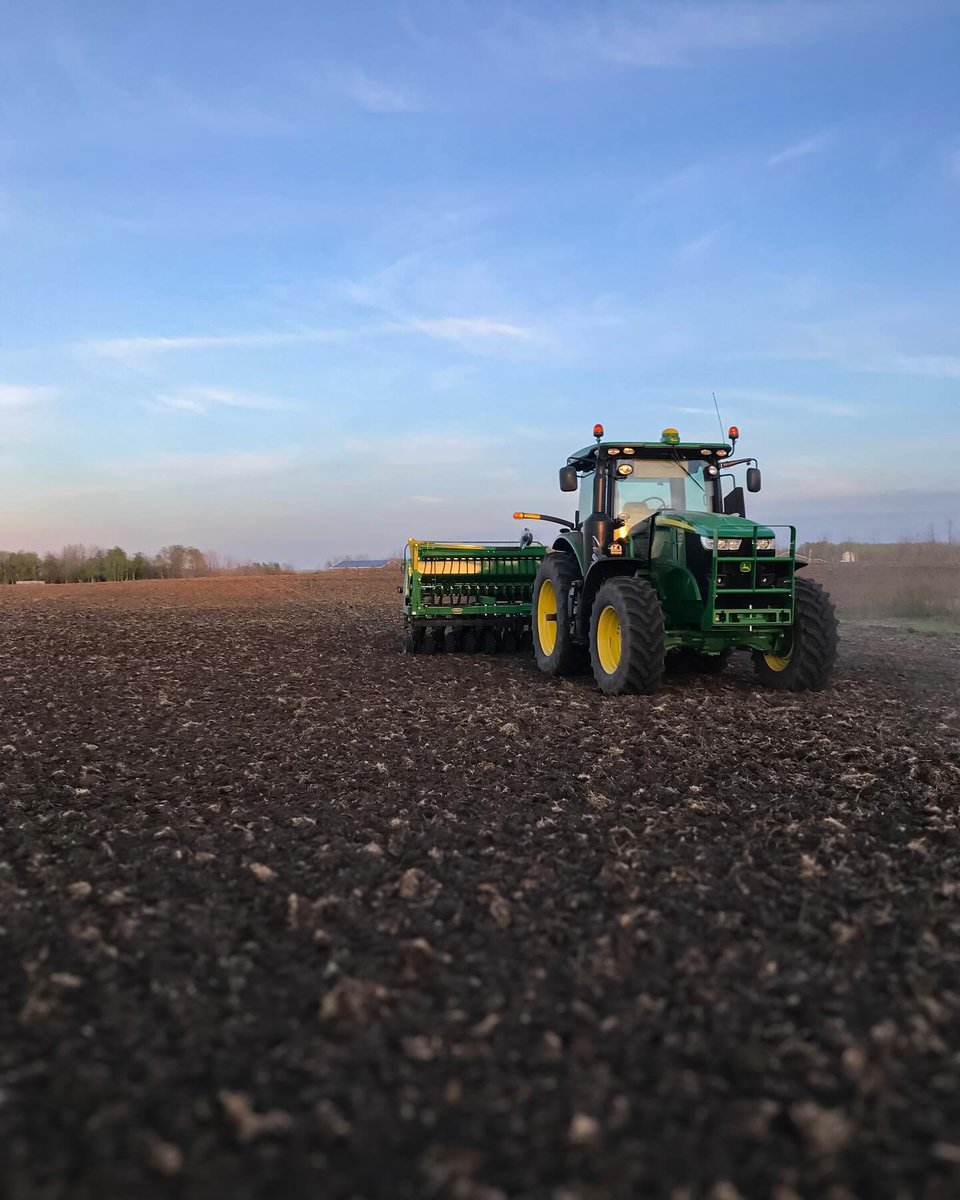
[661,427,680,445]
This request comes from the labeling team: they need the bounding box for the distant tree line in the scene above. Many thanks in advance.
[0,544,292,585]
[799,535,960,564]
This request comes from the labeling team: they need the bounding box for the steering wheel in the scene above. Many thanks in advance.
[639,496,668,510]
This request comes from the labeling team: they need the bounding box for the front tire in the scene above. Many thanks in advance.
[753,577,838,691]
[532,553,588,677]
[589,577,666,695]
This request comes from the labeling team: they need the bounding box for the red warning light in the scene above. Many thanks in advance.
[728,425,740,440]
[593,423,605,439]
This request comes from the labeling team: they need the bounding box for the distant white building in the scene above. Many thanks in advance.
[841,551,857,563]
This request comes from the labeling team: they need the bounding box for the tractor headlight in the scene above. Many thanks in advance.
[756,538,775,550]
[701,536,743,552]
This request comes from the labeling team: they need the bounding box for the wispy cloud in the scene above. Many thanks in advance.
[328,67,420,113]
[739,315,960,381]
[345,254,539,350]
[344,431,495,468]
[634,165,705,207]
[716,388,861,417]
[77,315,536,365]
[48,35,296,140]
[495,1,901,71]
[400,317,535,343]
[134,451,295,481]
[767,131,834,167]
[0,384,60,451]
[77,328,357,365]
[155,387,290,414]
[866,353,960,379]
[0,384,56,408]
[676,229,719,259]
[0,384,58,449]
[152,79,295,137]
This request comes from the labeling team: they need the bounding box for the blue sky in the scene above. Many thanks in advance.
[1,0,958,564]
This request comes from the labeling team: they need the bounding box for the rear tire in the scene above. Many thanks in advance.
[753,577,838,691]
[532,553,588,677]
[589,577,666,695]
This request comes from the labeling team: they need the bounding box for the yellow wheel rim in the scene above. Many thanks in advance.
[596,604,622,675]
[537,579,558,654]
[763,650,792,672]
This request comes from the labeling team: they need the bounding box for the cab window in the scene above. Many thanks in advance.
[615,460,711,533]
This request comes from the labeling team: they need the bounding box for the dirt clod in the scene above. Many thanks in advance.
[789,1102,854,1155]
[569,1113,601,1146]
[142,1132,184,1176]
[219,1091,292,1143]
[319,977,386,1024]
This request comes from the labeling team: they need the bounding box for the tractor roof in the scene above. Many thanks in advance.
[568,440,732,466]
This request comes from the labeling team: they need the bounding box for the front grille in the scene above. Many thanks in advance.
[715,560,792,591]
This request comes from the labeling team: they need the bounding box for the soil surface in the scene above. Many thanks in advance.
[2,571,959,1200]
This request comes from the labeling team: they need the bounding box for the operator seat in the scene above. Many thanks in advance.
[619,501,659,534]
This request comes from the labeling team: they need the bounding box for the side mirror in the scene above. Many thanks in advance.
[746,467,762,493]
[723,486,746,517]
[559,466,578,492]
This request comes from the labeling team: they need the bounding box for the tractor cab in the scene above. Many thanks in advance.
[549,425,765,578]
[561,425,759,536]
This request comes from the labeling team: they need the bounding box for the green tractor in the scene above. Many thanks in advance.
[401,423,838,694]
[519,423,838,694]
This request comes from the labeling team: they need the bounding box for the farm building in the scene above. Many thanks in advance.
[330,559,389,569]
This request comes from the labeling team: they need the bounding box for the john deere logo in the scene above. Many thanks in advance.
[740,562,751,573]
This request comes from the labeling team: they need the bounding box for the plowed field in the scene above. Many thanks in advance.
[2,570,959,1200]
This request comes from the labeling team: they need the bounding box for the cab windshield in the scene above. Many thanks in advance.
[615,458,711,533]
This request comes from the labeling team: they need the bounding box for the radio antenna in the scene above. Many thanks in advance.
[712,391,725,443]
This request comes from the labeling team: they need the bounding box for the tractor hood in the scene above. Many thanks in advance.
[652,510,776,540]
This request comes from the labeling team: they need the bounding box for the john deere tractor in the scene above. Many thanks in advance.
[401,423,838,695]
[518,423,838,694]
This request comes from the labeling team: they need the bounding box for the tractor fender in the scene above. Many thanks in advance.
[551,533,585,575]
[577,558,646,640]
